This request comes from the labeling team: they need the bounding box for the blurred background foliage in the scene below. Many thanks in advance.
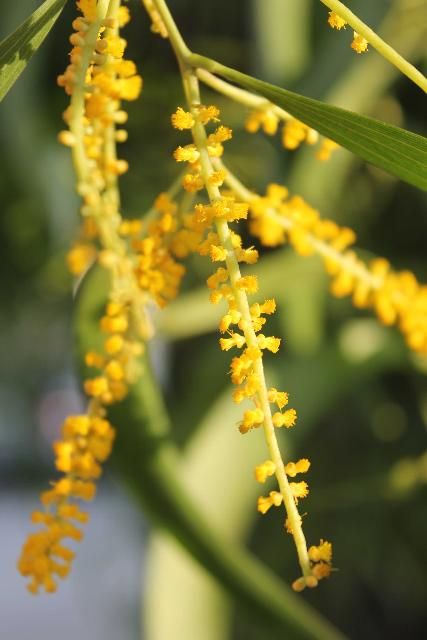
[1,0,427,639]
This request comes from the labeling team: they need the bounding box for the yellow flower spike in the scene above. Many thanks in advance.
[327,11,347,30]
[169,81,324,585]
[351,32,369,54]
[255,460,276,483]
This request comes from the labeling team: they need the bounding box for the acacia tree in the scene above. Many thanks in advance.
[1,0,426,637]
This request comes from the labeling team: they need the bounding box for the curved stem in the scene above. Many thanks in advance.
[145,0,191,60]
[319,0,427,92]
[197,68,291,120]
[186,69,313,579]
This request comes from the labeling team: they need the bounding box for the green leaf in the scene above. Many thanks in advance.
[190,54,427,190]
[0,0,67,101]
[74,265,346,640]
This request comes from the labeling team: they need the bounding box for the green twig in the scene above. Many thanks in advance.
[319,0,427,92]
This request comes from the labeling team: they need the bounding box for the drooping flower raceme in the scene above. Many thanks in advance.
[171,102,333,590]
[17,0,187,594]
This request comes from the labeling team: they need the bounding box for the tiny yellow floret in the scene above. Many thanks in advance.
[351,32,368,53]
[255,460,276,483]
[171,107,195,130]
[328,11,347,30]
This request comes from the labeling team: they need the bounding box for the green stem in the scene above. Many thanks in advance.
[197,68,291,120]
[319,0,427,92]
[145,0,191,60]
[183,62,313,582]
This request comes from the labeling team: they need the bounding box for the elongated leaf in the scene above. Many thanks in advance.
[74,265,346,640]
[190,54,427,190]
[0,0,67,101]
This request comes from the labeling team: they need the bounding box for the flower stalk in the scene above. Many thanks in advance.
[320,0,427,92]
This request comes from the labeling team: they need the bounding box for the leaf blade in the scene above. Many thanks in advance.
[190,54,427,190]
[0,0,67,101]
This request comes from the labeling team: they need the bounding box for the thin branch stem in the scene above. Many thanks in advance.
[197,68,291,120]
[319,0,427,92]
[146,0,191,60]
[149,0,313,581]
[184,69,312,580]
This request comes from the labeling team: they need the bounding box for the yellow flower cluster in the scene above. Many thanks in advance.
[58,0,142,236]
[351,32,369,54]
[245,108,281,136]
[259,457,310,520]
[66,242,97,275]
[282,118,318,150]
[244,110,339,160]
[122,194,186,308]
[19,1,167,596]
[293,540,333,591]
[18,413,115,593]
[249,185,427,355]
[327,11,347,30]
[85,300,144,403]
[327,11,368,53]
